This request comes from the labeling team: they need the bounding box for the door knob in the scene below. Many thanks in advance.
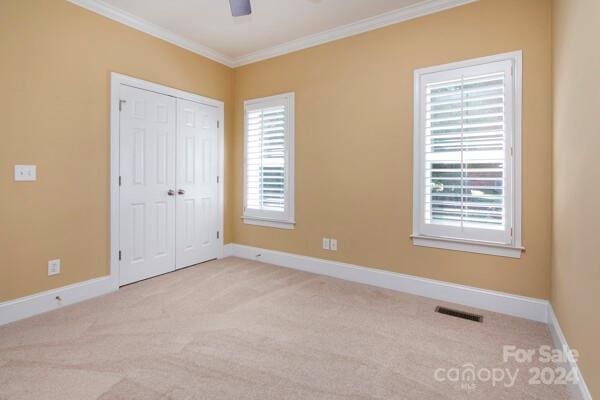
[167,189,175,196]
[177,189,186,195]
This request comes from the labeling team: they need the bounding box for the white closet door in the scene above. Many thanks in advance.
[119,85,176,285]
[175,99,219,269]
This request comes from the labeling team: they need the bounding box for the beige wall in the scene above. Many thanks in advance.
[552,0,600,395]
[233,0,553,299]
[0,0,234,302]
[3,0,596,392]
[1,0,554,303]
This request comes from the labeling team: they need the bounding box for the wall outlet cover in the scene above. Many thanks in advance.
[14,165,37,181]
[48,259,60,276]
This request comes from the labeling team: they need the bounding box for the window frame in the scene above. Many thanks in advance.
[243,92,295,229]
[412,51,523,258]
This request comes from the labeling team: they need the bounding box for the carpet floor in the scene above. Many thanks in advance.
[0,257,571,399]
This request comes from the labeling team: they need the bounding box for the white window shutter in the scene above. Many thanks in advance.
[246,105,287,212]
[424,71,507,231]
[413,52,522,257]
[243,93,295,229]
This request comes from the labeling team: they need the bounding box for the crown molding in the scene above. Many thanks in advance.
[66,0,236,67]
[67,0,478,69]
[232,0,478,66]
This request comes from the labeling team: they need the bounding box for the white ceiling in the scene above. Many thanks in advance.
[70,0,476,66]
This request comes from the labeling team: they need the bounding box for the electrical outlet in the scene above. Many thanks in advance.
[14,165,37,181]
[48,259,60,276]
[330,239,338,251]
[322,238,330,250]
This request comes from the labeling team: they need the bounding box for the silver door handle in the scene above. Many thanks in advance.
[177,189,186,195]
[167,189,175,196]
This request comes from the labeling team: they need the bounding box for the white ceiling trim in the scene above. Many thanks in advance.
[67,0,478,69]
[67,0,237,66]
[232,0,478,67]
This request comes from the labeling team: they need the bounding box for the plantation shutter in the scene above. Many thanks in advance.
[246,104,287,213]
[420,60,514,243]
[244,93,295,228]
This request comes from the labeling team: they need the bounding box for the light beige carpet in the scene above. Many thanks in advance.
[0,257,570,400]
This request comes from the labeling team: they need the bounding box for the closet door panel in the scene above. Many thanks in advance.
[119,85,176,285]
[175,99,219,269]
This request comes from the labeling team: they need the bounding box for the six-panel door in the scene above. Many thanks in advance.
[175,99,219,269]
[119,85,219,286]
[119,85,177,285]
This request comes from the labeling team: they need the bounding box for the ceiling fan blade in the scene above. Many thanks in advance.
[229,0,252,17]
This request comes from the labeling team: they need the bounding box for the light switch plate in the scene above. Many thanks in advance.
[322,238,330,250]
[14,165,37,181]
[48,259,60,276]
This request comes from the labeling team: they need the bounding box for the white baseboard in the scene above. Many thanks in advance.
[548,306,593,400]
[222,243,235,258]
[0,276,117,326]
[228,244,549,323]
[1,241,235,326]
[1,244,592,399]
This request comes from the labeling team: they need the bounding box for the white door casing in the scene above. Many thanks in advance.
[175,99,220,268]
[119,85,177,285]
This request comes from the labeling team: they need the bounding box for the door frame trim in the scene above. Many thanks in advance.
[110,72,225,288]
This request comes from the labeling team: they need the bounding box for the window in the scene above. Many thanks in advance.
[243,93,295,229]
[412,52,523,258]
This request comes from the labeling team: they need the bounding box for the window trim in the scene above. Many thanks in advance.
[412,51,523,258]
[243,92,295,229]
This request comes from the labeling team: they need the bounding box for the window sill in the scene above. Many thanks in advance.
[242,216,296,230]
[411,235,524,259]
